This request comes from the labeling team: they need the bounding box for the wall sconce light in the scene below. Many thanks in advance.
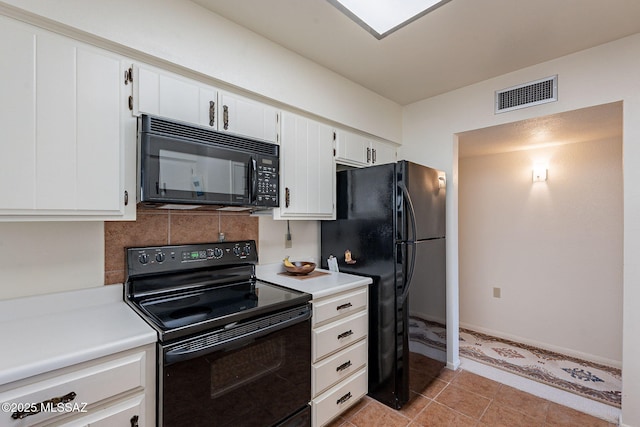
[532,164,548,182]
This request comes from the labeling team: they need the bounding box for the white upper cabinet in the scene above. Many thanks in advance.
[335,129,396,167]
[0,16,131,220]
[218,91,280,143]
[133,64,217,128]
[370,139,397,165]
[132,68,281,144]
[274,112,335,220]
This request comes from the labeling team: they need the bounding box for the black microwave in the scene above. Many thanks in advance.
[138,114,279,210]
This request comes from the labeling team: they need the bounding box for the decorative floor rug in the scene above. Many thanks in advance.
[409,316,622,408]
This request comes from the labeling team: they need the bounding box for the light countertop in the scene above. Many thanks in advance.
[0,284,157,386]
[256,263,372,299]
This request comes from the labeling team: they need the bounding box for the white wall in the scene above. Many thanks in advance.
[257,217,320,265]
[401,34,640,427]
[0,222,104,299]
[458,138,623,365]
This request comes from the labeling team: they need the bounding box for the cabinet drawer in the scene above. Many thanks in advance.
[312,368,367,427]
[313,287,367,326]
[313,311,367,362]
[0,352,145,426]
[312,339,367,396]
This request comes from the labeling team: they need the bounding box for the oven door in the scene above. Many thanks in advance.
[159,307,311,427]
[140,130,255,206]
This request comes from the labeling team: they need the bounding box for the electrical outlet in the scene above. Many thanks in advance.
[493,287,501,298]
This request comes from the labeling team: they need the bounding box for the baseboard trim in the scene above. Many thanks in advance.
[459,322,622,369]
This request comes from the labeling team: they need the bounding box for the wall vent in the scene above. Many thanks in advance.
[495,75,557,113]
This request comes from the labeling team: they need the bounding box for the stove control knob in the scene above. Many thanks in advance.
[233,247,241,256]
[155,252,166,263]
[139,253,149,265]
[213,248,224,259]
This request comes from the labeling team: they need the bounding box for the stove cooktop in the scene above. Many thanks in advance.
[137,280,306,331]
[125,241,311,342]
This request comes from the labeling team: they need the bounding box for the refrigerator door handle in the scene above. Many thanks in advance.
[399,181,418,242]
[399,241,417,304]
[398,181,418,303]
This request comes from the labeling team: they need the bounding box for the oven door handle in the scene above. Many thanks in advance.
[164,307,311,365]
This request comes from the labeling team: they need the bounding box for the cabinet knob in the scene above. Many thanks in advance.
[130,415,139,427]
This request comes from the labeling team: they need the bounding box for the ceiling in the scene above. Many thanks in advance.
[192,0,640,106]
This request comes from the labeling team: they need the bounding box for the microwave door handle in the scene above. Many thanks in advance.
[250,158,257,203]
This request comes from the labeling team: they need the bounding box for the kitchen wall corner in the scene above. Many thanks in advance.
[104,207,258,284]
[257,216,320,265]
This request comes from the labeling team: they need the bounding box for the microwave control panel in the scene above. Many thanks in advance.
[256,156,279,207]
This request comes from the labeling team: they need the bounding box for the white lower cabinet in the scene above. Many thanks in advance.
[0,345,155,427]
[311,285,368,427]
[312,369,367,427]
[56,394,145,427]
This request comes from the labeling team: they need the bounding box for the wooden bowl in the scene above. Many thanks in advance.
[283,261,316,275]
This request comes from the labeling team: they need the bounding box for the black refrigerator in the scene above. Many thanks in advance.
[321,160,446,410]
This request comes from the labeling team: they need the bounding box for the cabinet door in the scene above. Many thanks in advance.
[134,64,217,128]
[335,130,369,167]
[370,140,396,165]
[53,394,145,427]
[0,17,36,210]
[0,17,126,218]
[335,130,397,167]
[274,112,335,220]
[218,91,279,143]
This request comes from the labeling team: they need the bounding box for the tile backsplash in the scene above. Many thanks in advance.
[104,207,258,284]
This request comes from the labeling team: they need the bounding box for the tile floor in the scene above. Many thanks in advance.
[326,368,616,427]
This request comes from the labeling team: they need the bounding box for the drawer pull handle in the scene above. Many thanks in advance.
[336,360,352,372]
[337,330,353,340]
[336,391,352,405]
[336,302,352,310]
[131,414,139,427]
[11,391,76,420]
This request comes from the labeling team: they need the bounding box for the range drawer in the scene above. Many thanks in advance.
[313,311,367,362]
[313,287,367,326]
[312,367,367,427]
[312,339,367,396]
[0,351,146,427]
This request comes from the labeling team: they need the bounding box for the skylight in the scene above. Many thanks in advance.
[328,0,452,39]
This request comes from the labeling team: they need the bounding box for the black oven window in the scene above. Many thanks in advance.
[210,335,284,398]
